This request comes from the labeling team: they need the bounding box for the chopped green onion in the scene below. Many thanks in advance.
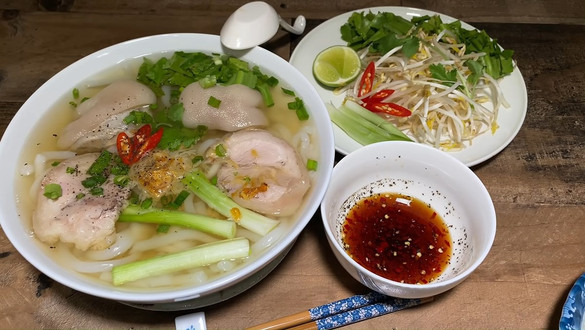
[256,83,274,107]
[43,183,62,200]
[51,161,60,167]
[281,87,295,96]
[288,97,310,120]
[199,75,217,88]
[265,76,279,87]
[192,155,204,164]
[76,193,85,200]
[66,167,76,174]
[208,96,222,108]
[215,144,227,157]
[72,88,80,99]
[114,175,130,187]
[307,159,318,171]
[157,224,171,233]
[172,190,190,208]
[141,198,153,209]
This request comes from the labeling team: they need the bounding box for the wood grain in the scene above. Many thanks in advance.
[1,1,585,329]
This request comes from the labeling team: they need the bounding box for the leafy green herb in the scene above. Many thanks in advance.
[429,64,457,85]
[66,166,76,174]
[157,125,207,151]
[136,51,280,107]
[43,183,62,200]
[340,11,515,81]
[87,150,112,176]
[51,161,60,167]
[89,186,104,196]
[123,111,155,125]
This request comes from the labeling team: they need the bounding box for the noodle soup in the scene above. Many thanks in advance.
[5,35,332,302]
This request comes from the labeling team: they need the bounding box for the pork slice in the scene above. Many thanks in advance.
[58,80,156,151]
[33,153,131,251]
[216,129,310,216]
[180,83,268,132]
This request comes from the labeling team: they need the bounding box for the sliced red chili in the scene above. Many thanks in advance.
[116,132,134,165]
[364,89,395,102]
[116,124,164,165]
[132,127,164,163]
[363,101,412,117]
[358,61,376,97]
[132,124,152,146]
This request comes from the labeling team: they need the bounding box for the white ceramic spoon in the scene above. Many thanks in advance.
[220,1,306,50]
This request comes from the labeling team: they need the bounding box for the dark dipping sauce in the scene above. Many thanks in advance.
[342,192,452,284]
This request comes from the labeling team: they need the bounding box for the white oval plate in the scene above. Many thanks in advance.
[290,6,528,167]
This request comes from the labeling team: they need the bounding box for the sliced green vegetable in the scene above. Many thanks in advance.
[111,237,250,286]
[182,170,280,236]
[327,101,412,145]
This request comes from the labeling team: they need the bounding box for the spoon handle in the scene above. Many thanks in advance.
[279,15,306,35]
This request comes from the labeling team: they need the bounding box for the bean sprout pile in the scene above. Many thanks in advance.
[337,20,513,150]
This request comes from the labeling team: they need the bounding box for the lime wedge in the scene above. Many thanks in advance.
[313,46,361,88]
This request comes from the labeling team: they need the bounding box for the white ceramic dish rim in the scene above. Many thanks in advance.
[289,6,528,167]
[320,141,496,293]
[0,33,335,303]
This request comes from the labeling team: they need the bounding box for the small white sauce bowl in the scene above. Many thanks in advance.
[321,141,496,298]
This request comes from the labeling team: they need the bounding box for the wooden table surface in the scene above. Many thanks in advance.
[1,1,585,329]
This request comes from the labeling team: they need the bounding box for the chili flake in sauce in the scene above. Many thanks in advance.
[342,192,452,284]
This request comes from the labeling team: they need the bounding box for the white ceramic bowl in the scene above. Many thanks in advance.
[0,33,334,308]
[321,141,495,299]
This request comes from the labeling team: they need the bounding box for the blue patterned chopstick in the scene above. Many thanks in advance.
[309,296,432,330]
[307,291,389,320]
[245,292,432,330]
